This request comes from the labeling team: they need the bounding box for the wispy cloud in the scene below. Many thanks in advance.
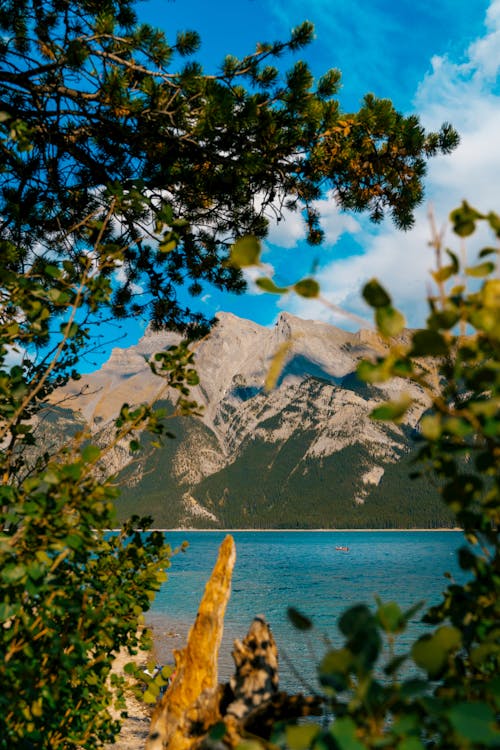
[265,0,484,108]
[274,0,500,330]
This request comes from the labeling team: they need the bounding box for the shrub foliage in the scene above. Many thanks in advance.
[281,205,500,750]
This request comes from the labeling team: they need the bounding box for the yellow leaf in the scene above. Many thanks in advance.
[264,341,292,392]
[482,279,500,309]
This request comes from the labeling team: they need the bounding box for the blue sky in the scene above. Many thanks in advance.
[82,0,500,370]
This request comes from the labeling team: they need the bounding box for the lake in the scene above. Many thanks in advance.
[146,530,466,692]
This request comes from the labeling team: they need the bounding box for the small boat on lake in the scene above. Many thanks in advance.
[335,545,349,552]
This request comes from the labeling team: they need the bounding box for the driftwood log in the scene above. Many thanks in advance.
[146,535,235,750]
[145,535,321,750]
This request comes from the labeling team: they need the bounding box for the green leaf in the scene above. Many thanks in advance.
[255,277,289,294]
[338,604,382,669]
[160,665,173,680]
[445,248,460,272]
[237,741,265,750]
[44,264,62,279]
[61,321,79,338]
[2,564,26,583]
[478,246,498,258]
[433,625,461,651]
[450,201,484,237]
[397,738,425,750]
[452,219,475,237]
[65,533,84,550]
[420,414,442,441]
[171,217,189,229]
[287,606,313,631]
[320,648,352,677]
[486,211,500,236]
[399,679,429,698]
[228,236,261,267]
[410,330,448,356]
[294,278,320,298]
[338,604,373,637]
[482,279,500,309]
[465,261,495,277]
[411,636,444,677]
[447,702,500,745]
[470,307,500,335]
[375,305,406,337]
[371,394,412,422]
[357,359,392,383]
[330,717,365,750]
[285,724,319,750]
[411,626,461,678]
[42,469,60,485]
[362,279,391,308]
[442,415,474,438]
[82,444,101,463]
[0,602,17,622]
[376,601,404,633]
[157,203,174,225]
[391,713,420,736]
[431,265,455,283]
[158,239,177,253]
[61,463,82,480]
[428,309,460,330]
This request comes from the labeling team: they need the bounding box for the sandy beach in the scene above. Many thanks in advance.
[108,623,189,750]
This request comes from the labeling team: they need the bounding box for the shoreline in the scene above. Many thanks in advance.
[133,527,462,533]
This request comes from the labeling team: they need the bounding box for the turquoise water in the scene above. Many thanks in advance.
[147,531,466,691]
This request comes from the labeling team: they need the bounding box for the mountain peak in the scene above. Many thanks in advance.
[275,311,293,339]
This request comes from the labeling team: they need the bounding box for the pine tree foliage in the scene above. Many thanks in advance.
[0,0,457,335]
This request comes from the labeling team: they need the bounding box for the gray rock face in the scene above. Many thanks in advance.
[49,312,452,529]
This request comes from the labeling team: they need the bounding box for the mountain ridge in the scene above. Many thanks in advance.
[48,312,454,529]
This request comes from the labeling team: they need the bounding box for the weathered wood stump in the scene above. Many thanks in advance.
[222,615,321,744]
[146,535,321,750]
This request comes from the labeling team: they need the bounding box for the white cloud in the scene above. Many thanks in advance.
[2,344,28,369]
[469,0,500,79]
[278,0,500,330]
[114,264,144,295]
[266,206,304,249]
[315,192,362,244]
[266,190,361,249]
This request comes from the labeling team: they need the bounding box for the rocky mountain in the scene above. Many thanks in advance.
[48,312,454,529]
